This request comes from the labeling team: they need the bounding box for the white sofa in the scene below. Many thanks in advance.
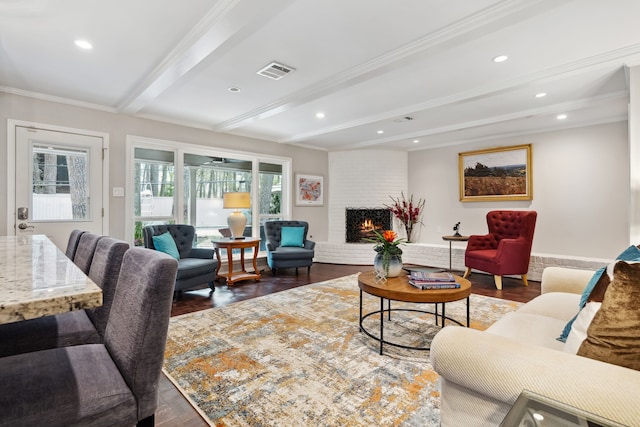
[430,266,640,427]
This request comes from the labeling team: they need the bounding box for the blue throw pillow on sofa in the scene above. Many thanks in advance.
[152,232,180,260]
[557,245,640,342]
[280,227,305,247]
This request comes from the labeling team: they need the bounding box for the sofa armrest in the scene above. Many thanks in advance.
[186,248,214,259]
[304,239,315,250]
[466,233,497,251]
[430,327,640,426]
[541,266,595,295]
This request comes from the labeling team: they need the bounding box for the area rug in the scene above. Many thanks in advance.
[163,274,522,427]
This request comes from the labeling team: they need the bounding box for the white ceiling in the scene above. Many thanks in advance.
[1,0,639,152]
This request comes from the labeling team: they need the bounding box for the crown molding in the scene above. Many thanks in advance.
[405,114,628,152]
[0,86,118,113]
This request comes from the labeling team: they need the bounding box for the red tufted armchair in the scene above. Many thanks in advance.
[463,210,537,290]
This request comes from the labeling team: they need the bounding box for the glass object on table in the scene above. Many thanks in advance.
[500,390,624,427]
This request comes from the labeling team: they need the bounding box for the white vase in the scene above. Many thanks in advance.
[374,253,403,278]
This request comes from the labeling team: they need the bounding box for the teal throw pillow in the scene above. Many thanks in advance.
[280,227,305,247]
[557,245,640,342]
[152,232,180,260]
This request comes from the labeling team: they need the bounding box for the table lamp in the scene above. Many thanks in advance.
[223,192,251,239]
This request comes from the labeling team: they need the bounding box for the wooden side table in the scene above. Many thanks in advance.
[441,235,469,271]
[212,238,261,285]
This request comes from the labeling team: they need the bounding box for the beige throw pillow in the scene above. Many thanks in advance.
[577,261,640,371]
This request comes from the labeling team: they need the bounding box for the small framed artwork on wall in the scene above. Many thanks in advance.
[295,174,324,206]
[459,144,532,202]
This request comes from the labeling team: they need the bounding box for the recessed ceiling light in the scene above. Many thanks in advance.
[74,39,93,50]
[533,413,544,422]
[535,92,547,98]
[557,114,567,120]
[493,55,508,63]
[413,139,419,143]
[316,112,325,119]
[228,86,241,93]
[377,130,384,134]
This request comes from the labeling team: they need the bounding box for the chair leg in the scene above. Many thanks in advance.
[137,414,154,427]
[463,267,471,279]
[295,268,299,275]
[209,281,215,295]
[522,274,529,287]
[494,275,503,290]
[307,265,311,274]
[272,268,276,276]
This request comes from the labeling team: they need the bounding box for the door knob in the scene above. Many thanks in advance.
[18,223,35,230]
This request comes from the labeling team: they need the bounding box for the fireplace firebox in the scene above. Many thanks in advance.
[345,208,392,243]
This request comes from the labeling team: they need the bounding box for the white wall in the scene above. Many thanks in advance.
[0,93,330,241]
[408,121,629,260]
[2,92,631,268]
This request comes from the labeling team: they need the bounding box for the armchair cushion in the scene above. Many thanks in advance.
[280,226,305,247]
[152,232,180,259]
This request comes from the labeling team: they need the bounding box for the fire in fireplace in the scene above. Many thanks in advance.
[345,208,392,243]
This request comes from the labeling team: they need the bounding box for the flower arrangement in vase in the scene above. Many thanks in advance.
[386,192,425,243]
[364,229,405,277]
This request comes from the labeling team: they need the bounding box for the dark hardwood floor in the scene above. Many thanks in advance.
[156,263,542,426]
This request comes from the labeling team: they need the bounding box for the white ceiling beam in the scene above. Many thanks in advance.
[339,91,629,150]
[118,0,295,114]
[214,0,568,132]
[281,45,640,144]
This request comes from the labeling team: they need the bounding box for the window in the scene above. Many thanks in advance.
[31,144,91,221]
[127,137,291,250]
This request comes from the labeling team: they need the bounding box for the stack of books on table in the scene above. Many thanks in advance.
[408,270,460,290]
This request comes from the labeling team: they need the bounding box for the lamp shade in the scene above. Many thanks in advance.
[223,192,251,209]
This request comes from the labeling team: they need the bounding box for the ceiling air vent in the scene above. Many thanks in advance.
[393,116,415,123]
[257,61,295,80]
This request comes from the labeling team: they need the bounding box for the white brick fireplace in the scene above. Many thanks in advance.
[314,150,410,264]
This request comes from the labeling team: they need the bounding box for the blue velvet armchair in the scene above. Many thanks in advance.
[265,220,315,276]
[143,224,217,295]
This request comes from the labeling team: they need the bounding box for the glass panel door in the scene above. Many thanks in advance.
[258,162,283,251]
[133,148,175,246]
[15,126,104,249]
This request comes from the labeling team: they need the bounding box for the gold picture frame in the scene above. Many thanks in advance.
[459,144,532,202]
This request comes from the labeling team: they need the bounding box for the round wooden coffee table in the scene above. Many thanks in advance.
[358,271,471,355]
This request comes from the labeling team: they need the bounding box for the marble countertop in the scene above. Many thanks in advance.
[0,235,102,324]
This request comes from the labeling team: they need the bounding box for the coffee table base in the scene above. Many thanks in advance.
[359,290,470,355]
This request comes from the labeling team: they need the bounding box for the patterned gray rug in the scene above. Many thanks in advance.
[163,273,522,426]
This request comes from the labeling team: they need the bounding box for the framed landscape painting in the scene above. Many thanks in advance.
[295,174,324,206]
[459,144,532,202]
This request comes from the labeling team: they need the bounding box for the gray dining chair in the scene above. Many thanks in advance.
[64,229,86,259]
[0,236,129,358]
[0,247,178,427]
[73,232,104,274]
